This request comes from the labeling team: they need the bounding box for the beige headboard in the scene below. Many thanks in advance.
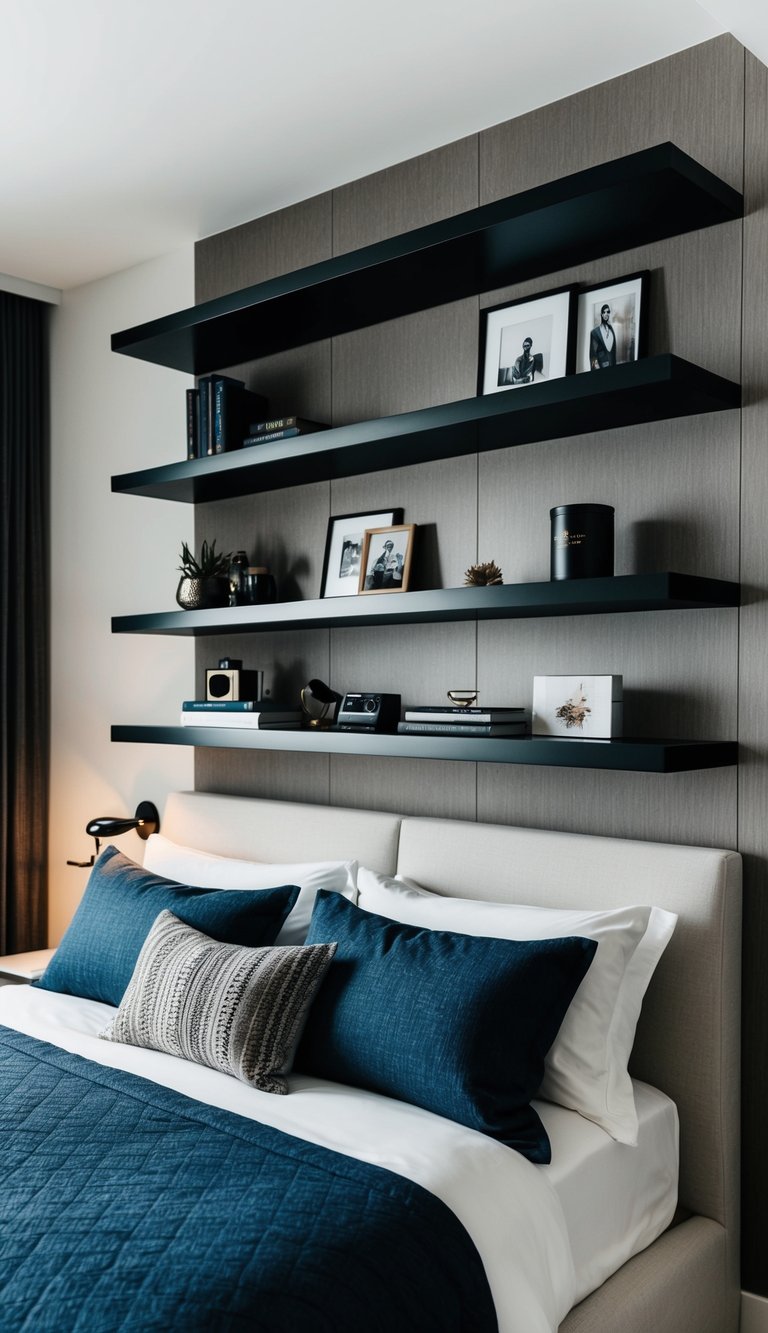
[161,790,741,1272]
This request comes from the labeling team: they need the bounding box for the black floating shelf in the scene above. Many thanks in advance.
[111,726,737,773]
[112,356,740,503]
[111,143,742,375]
[112,573,740,638]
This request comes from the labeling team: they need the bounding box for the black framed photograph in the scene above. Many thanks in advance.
[358,525,416,595]
[320,508,404,598]
[479,285,576,395]
[575,271,649,373]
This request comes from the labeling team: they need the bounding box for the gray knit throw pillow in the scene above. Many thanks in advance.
[100,909,336,1093]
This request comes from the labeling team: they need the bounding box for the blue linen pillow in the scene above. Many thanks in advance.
[36,846,299,1007]
[296,890,597,1163]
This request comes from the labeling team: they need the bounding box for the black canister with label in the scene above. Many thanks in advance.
[550,504,614,580]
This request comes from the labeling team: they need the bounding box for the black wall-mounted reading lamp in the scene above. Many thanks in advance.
[66,801,160,867]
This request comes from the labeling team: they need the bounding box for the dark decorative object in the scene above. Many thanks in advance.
[176,539,232,609]
[300,679,342,729]
[228,551,249,606]
[550,504,615,580]
[464,561,503,586]
[242,566,277,605]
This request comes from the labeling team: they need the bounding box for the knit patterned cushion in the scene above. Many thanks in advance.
[100,910,336,1094]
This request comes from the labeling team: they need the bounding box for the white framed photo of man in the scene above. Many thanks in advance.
[576,271,649,374]
[479,285,576,395]
[320,508,404,597]
[358,525,416,595]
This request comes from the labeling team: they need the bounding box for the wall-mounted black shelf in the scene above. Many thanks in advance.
[111,725,737,773]
[111,143,742,375]
[112,573,740,638]
[111,355,740,503]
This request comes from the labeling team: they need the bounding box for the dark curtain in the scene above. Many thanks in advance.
[0,290,49,953]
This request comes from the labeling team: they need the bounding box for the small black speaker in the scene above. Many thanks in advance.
[205,658,264,702]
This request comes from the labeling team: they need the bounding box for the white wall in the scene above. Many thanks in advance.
[49,248,196,943]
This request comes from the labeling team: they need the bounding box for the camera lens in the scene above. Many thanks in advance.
[364,697,377,712]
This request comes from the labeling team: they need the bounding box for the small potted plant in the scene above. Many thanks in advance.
[176,539,233,610]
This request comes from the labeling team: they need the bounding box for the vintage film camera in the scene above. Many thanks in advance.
[335,692,401,732]
[205,658,264,703]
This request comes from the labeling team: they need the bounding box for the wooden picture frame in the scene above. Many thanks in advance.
[358,525,416,595]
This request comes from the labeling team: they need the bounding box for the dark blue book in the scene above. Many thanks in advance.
[247,415,328,435]
[213,382,269,454]
[186,388,199,460]
[243,427,301,446]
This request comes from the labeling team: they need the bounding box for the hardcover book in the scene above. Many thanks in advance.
[180,709,302,728]
[182,699,292,713]
[397,721,528,736]
[404,706,527,724]
[247,416,328,436]
[186,388,199,460]
[213,382,269,454]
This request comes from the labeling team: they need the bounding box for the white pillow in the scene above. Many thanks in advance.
[143,834,357,944]
[356,866,676,1144]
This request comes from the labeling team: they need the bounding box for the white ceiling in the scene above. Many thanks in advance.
[0,0,764,293]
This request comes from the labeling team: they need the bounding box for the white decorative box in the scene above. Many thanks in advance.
[532,675,623,739]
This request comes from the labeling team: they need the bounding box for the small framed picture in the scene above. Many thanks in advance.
[479,285,576,395]
[320,508,404,598]
[575,272,649,373]
[358,525,416,595]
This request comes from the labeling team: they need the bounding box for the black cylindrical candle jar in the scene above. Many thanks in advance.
[550,504,615,580]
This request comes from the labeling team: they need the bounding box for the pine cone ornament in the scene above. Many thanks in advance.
[464,560,503,586]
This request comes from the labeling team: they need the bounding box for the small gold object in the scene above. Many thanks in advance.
[464,560,503,586]
[447,690,478,708]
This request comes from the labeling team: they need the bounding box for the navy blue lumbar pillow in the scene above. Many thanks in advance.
[36,846,299,1008]
[296,890,597,1163]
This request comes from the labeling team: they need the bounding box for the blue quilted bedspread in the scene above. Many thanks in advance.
[0,1027,498,1332]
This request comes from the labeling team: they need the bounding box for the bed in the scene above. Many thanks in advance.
[0,791,741,1332]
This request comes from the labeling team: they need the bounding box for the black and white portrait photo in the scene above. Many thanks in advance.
[358,524,416,595]
[576,272,649,373]
[479,286,576,395]
[320,508,403,597]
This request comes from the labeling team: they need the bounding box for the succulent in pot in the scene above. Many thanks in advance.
[176,539,233,610]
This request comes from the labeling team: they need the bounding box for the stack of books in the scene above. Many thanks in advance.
[243,415,328,447]
[180,700,302,729]
[397,705,528,737]
[186,377,269,459]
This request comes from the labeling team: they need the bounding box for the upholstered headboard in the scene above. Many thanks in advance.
[160,790,741,1285]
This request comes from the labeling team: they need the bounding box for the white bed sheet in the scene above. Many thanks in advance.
[536,1083,679,1304]
[0,984,676,1331]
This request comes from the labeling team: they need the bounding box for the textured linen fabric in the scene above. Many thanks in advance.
[357,866,676,1143]
[35,846,298,1007]
[0,1026,499,1333]
[297,890,597,1163]
[100,910,336,1093]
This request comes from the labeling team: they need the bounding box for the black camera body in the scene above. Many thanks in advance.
[335,692,401,732]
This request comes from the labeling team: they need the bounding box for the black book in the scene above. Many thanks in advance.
[213,382,269,454]
[397,720,528,736]
[243,427,301,446]
[404,706,527,723]
[186,388,199,460]
[196,375,245,456]
[247,415,328,436]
